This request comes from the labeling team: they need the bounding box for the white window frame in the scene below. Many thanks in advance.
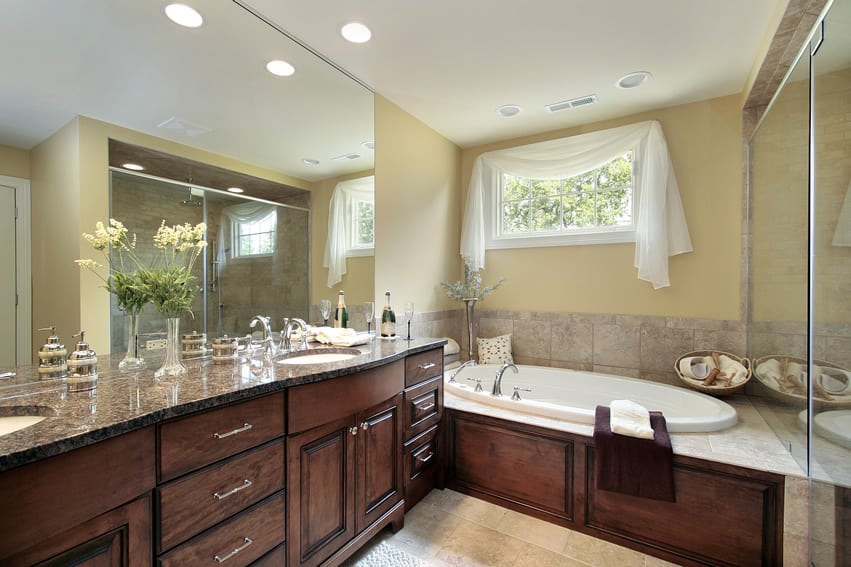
[231,209,277,258]
[485,150,639,249]
[347,194,374,258]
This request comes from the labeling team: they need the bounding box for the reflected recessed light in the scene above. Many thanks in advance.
[303,158,320,165]
[497,104,522,117]
[341,22,372,43]
[227,187,244,194]
[164,4,203,28]
[266,60,295,77]
[616,71,652,89]
[123,163,144,171]
[361,141,375,150]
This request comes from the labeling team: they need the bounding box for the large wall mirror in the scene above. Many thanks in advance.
[0,0,375,367]
[749,0,851,562]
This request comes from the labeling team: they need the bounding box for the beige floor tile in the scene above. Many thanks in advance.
[644,555,684,566]
[511,543,591,567]
[392,499,466,557]
[434,522,526,567]
[493,509,571,554]
[427,490,508,528]
[561,530,647,567]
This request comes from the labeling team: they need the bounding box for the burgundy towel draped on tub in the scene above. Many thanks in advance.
[593,405,676,502]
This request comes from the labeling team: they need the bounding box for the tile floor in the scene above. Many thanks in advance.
[343,489,681,567]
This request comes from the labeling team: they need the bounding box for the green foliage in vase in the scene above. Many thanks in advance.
[441,261,506,302]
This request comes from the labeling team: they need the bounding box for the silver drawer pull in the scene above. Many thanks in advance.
[417,362,436,370]
[416,451,435,463]
[214,537,253,563]
[213,479,252,500]
[416,402,435,412]
[213,423,253,439]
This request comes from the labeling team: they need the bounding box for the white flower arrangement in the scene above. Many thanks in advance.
[441,261,505,302]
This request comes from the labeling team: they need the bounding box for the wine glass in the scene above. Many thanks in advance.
[404,302,414,341]
[319,299,332,326]
[364,301,375,335]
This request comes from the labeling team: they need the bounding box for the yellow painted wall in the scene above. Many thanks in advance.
[311,169,375,306]
[32,115,313,355]
[460,94,743,320]
[374,96,461,313]
[0,144,31,179]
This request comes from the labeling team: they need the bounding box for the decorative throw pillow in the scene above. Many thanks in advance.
[476,334,513,364]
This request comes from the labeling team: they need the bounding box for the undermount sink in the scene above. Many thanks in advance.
[275,347,363,365]
[0,405,54,437]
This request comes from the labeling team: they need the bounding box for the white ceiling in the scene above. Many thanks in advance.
[245,0,786,148]
[0,0,786,183]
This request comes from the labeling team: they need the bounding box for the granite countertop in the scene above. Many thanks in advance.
[0,337,446,472]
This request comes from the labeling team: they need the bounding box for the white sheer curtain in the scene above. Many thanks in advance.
[324,176,374,288]
[217,201,277,274]
[461,120,692,289]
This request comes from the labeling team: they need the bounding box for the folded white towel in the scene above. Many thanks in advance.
[756,358,782,386]
[678,356,715,380]
[315,327,371,347]
[718,354,747,384]
[609,399,655,440]
[442,337,460,356]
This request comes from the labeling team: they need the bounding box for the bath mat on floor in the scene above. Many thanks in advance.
[348,542,431,567]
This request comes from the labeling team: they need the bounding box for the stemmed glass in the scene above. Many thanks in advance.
[319,299,332,326]
[364,301,375,335]
[404,302,414,341]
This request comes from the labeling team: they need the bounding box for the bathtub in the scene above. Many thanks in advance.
[445,364,737,433]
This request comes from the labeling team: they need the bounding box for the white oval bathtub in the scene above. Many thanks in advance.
[445,364,737,433]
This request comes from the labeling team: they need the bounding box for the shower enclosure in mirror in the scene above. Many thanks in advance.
[109,167,310,354]
[748,0,850,563]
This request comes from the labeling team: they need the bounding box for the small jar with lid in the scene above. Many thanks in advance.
[66,331,98,392]
[211,335,238,364]
[181,330,207,359]
[37,326,67,380]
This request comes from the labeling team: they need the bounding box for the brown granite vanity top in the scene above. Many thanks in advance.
[0,337,446,472]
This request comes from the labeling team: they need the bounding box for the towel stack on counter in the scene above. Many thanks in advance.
[313,327,371,347]
[678,352,747,387]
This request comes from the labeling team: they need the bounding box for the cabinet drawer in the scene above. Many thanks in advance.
[160,393,285,481]
[159,492,285,567]
[405,348,443,388]
[159,440,285,552]
[404,425,440,509]
[404,374,443,440]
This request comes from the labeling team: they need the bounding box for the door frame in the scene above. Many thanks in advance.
[0,175,31,366]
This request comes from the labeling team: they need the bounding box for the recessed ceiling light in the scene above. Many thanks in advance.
[497,105,522,117]
[341,22,372,43]
[122,163,144,171]
[227,187,244,194]
[361,141,375,150]
[164,4,203,28]
[303,158,320,165]
[266,60,295,77]
[616,71,652,89]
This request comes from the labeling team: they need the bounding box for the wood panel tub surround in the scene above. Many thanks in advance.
[446,409,784,567]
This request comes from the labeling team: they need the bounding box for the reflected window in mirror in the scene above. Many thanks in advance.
[324,175,374,288]
[351,195,375,254]
[234,209,277,258]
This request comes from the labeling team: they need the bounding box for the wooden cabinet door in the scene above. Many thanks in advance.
[2,494,152,567]
[287,416,356,567]
[356,393,403,533]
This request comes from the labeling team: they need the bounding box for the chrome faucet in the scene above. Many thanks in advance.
[449,359,477,383]
[281,317,309,352]
[249,315,273,355]
[492,362,518,396]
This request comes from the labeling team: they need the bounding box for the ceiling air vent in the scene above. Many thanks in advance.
[332,153,361,161]
[545,94,598,113]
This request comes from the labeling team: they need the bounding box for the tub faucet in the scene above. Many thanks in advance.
[249,315,273,355]
[449,359,477,383]
[492,362,518,396]
[281,317,309,352]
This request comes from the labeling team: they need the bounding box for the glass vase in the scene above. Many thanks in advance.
[119,311,146,371]
[463,298,478,361]
[155,317,186,378]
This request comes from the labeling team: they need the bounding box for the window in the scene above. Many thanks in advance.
[350,197,374,252]
[494,151,635,248]
[233,209,276,257]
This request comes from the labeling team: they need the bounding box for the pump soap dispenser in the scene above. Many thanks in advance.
[67,331,98,392]
[37,326,67,380]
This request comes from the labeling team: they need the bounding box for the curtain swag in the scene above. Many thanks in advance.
[324,175,374,288]
[460,120,692,289]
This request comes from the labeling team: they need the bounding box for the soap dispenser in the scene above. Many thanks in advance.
[66,331,98,392]
[37,326,67,380]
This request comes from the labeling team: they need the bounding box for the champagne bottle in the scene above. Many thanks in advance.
[381,291,396,337]
[334,291,348,328]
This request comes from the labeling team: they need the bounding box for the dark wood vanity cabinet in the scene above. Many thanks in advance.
[286,361,405,567]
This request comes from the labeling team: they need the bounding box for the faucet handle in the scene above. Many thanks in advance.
[466,377,484,393]
[511,386,532,401]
